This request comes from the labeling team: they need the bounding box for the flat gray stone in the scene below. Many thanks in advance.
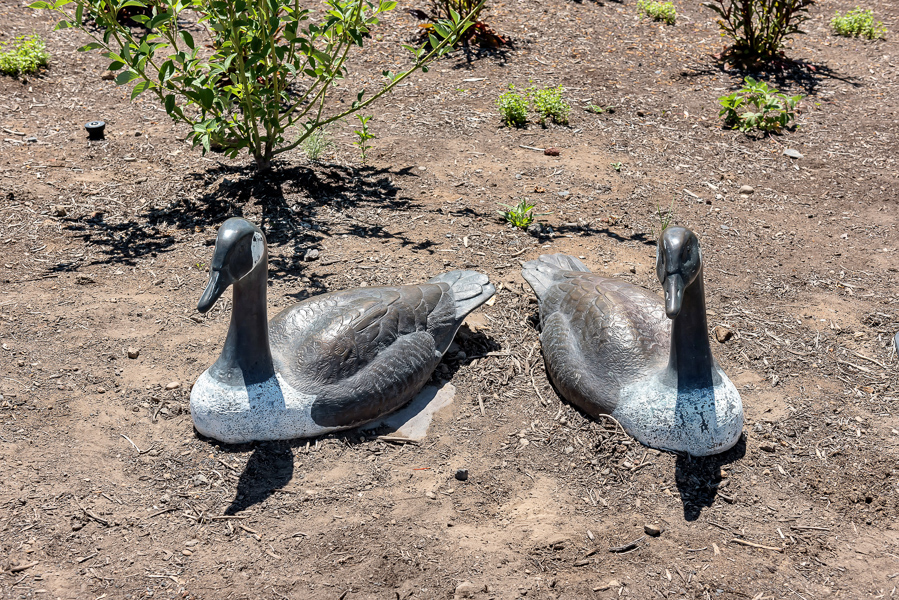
[783,148,803,159]
[369,383,455,441]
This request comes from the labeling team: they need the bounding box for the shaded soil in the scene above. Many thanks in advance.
[1,0,899,598]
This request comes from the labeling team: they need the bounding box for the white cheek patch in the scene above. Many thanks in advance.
[251,232,264,270]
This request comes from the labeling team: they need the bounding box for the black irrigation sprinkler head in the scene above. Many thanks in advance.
[85,120,106,140]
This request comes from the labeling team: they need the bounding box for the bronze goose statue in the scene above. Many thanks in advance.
[190,217,495,444]
[521,226,743,456]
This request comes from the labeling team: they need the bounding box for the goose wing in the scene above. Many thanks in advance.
[539,272,669,414]
[268,284,455,427]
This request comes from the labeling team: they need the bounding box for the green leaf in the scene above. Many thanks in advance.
[107,60,125,71]
[179,30,195,50]
[131,80,151,100]
[164,94,176,114]
[53,19,72,30]
[115,70,140,85]
[27,1,51,8]
[74,3,83,25]
[77,42,105,52]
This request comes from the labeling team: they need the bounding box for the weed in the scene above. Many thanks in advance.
[718,77,801,133]
[528,85,570,126]
[652,201,675,238]
[704,0,814,63]
[33,0,482,171]
[0,34,49,76]
[831,8,886,40]
[411,0,507,47]
[498,198,539,228]
[611,162,623,172]
[353,115,376,163]
[496,86,528,127]
[301,127,333,162]
[585,104,605,114]
[638,0,676,24]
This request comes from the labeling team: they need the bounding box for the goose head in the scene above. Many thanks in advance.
[197,218,267,313]
[655,226,702,319]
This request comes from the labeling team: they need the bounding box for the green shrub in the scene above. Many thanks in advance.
[703,0,814,62]
[31,0,481,171]
[529,85,570,126]
[498,198,538,228]
[496,86,528,127]
[831,8,886,39]
[0,35,49,76]
[352,114,376,163]
[638,0,676,24]
[718,77,802,133]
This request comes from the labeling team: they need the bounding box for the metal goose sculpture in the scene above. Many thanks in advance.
[190,217,496,444]
[521,226,743,456]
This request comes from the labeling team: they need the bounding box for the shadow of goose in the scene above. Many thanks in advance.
[675,434,747,521]
[224,442,294,515]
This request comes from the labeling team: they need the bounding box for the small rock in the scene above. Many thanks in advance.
[594,580,621,592]
[544,147,560,156]
[556,190,570,198]
[738,185,754,195]
[97,387,106,394]
[759,442,776,453]
[52,205,67,217]
[181,549,193,556]
[426,491,436,500]
[714,326,733,343]
[526,222,543,237]
[546,534,568,549]
[303,248,320,261]
[783,148,803,159]
[101,70,115,80]
[629,265,637,274]
[564,446,574,454]
[71,521,84,531]
[75,274,96,285]
[24,136,37,143]
[519,437,529,446]
[127,347,140,359]
[133,131,142,137]
[165,381,181,391]
[454,581,479,598]
[455,468,469,482]
[644,523,663,537]
[123,156,137,162]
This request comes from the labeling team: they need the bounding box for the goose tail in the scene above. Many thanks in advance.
[522,254,590,299]
[428,270,496,321]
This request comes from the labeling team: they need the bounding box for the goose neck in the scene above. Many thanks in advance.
[210,259,275,385]
[665,270,715,388]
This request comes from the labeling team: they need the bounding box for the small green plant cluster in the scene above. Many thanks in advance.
[301,127,332,161]
[353,114,376,163]
[496,85,570,127]
[638,0,676,25]
[496,86,529,127]
[718,77,802,133]
[0,34,49,76]
[529,85,570,125]
[831,8,886,39]
[498,199,538,228]
[704,0,814,63]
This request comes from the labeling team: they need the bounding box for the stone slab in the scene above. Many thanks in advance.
[364,383,456,441]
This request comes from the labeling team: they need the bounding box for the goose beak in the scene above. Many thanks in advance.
[663,274,684,319]
[197,269,230,314]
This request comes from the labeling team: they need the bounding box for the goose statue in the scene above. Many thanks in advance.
[521,226,743,456]
[190,217,495,444]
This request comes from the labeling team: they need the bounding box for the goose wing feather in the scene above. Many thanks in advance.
[538,271,669,414]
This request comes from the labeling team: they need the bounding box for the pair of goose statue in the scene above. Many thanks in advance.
[190,218,743,456]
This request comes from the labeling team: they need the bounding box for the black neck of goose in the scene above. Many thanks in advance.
[666,269,715,388]
[209,255,275,385]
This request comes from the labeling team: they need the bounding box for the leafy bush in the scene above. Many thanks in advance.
[496,86,528,127]
[0,35,49,76]
[703,0,814,62]
[638,0,676,25]
[31,0,481,170]
[831,8,886,39]
[498,199,538,228]
[529,85,570,126]
[409,0,506,47]
[718,77,802,132]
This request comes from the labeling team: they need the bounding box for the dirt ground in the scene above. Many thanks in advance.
[1,0,899,597]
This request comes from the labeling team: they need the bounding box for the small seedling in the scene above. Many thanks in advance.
[718,77,802,133]
[302,127,333,161]
[611,162,623,172]
[496,86,528,127]
[585,104,605,114]
[653,201,675,238]
[528,85,570,125]
[0,34,49,76]
[831,8,886,39]
[353,115,376,163]
[638,0,676,25]
[498,198,539,228]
